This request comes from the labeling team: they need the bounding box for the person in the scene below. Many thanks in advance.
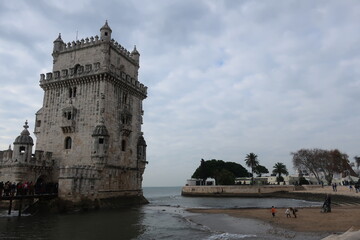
[271,206,277,217]
[285,208,291,218]
[322,195,331,213]
[289,207,297,218]
[0,181,3,197]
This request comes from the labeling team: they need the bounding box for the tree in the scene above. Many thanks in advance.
[292,148,350,185]
[254,165,269,177]
[354,156,360,170]
[192,159,249,185]
[244,153,259,184]
[215,169,235,185]
[272,162,288,184]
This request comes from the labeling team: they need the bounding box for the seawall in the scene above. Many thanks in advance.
[181,185,321,197]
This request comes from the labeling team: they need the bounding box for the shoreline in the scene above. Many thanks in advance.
[187,205,360,233]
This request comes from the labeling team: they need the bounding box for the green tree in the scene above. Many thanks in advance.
[215,169,235,185]
[192,159,249,185]
[254,165,269,177]
[244,153,259,185]
[272,162,288,184]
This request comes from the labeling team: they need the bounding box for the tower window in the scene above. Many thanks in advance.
[19,146,26,154]
[121,140,126,151]
[99,138,104,144]
[65,137,72,149]
[36,120,41,127]
[105,32,108,36]
[69,87,77,98]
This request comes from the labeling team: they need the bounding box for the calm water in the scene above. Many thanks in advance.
[0,187,323,240]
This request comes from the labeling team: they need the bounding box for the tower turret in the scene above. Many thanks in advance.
[91,119,110,166]
[53,33,64,52]
[100,20,112,42]
[130,45,140,64]
[12,120,34,163]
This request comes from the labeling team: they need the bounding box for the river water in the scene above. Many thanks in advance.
[0,187,325,240]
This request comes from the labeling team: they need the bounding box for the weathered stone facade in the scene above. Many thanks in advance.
[0,21,148,203]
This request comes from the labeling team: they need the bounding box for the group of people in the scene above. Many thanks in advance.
[0,181,58,197]
[271,206,298,218]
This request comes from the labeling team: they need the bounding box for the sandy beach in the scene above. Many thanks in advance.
[188,206,360,233]
[186,186,360,239]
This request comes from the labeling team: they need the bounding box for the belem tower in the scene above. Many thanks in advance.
[0,21,148,205]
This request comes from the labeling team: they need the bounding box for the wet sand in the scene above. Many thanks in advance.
[188,206,360,233]
[187,186,360,239]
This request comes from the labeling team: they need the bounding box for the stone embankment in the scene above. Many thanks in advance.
[182,185,360,205]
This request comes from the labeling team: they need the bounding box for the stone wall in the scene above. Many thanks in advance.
[181,185,297,197]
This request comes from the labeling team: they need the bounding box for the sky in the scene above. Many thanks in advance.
[0,0,360,187]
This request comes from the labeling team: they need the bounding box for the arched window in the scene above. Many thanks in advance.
[69,88,73,98]
[121,140,126,151]
[65,137,72,149]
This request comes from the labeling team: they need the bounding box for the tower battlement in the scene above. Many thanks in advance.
[54,36,138,65]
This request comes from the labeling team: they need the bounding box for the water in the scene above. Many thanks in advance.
[0,187,324,240]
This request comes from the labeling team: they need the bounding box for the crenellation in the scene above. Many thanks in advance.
[46,72,53,80]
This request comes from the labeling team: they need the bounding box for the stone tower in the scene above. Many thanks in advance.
[34,21,148,202]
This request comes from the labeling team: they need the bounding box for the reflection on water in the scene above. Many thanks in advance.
[0,208,144,240]
[0,187,323,240]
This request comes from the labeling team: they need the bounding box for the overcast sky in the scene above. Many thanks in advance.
[0,1,360,187]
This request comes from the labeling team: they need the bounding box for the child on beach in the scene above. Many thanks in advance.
[285,208,291,218]
[271,206,276,217]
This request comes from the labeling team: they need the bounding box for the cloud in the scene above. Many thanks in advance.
[1,0,360,186]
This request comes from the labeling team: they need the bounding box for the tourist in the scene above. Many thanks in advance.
[0,181,3,197]
[10,182,16,197]
[271,206,277,217]
[290,207,297,218]
[285,208,291,218]
[28,181,34,195]
[4,181,10,196]
[322,195,331,213]
[16,182,23,196]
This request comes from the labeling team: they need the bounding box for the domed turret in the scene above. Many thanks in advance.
[91,121,110,164]
[14,120,34,145]
[137,133,147,164]
[100,20,112,42]
[53,33,64,52]
[92,124,109,136]
[12,121,34,163]
[130,45,140,64]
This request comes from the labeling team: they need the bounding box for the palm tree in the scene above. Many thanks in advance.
[272,162,289,184]
[244,153,259,185]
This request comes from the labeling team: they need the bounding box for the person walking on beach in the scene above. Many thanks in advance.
[271,206,277,217]
[289,207,297,218]
[285,208,291,218]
